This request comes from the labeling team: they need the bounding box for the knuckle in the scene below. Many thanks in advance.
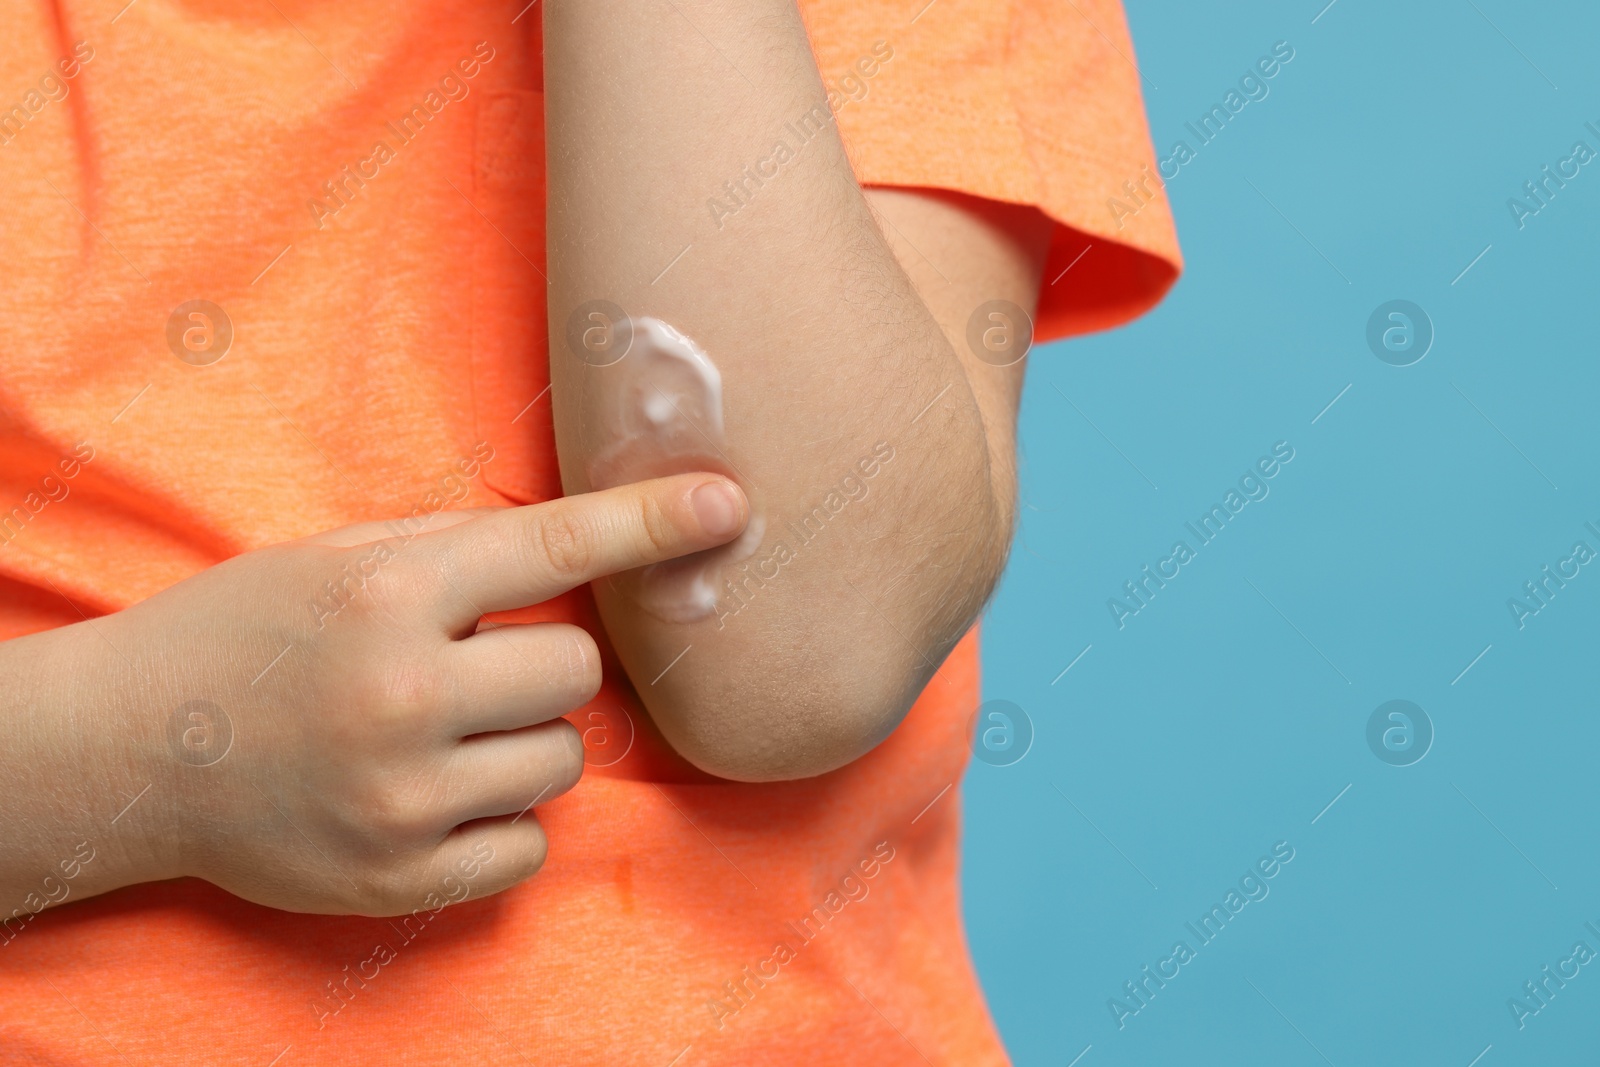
[367,788,432,840]
[555,627,603,702]
[331,656,439,751]
[543,719,586,790]
[531,509,596,579]
[463,829,548,895]
[354,769,444,842]
[309,542,407,628]
[576,662,603,707]
[372,657,440,717]
[350,860,431,917]
[519,824,550,879]
[635,493,678,558]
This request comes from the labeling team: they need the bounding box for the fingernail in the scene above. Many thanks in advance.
[691,480,743,538]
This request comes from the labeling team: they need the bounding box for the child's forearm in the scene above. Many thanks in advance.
[544,0,1015,781]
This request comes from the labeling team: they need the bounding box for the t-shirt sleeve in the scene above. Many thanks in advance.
[799,0,1181,341]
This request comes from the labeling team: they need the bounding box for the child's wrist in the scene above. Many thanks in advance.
[44,617,189,892]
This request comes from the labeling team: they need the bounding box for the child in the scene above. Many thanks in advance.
[0,0,1177,1061]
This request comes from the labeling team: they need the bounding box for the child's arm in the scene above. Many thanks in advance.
[544,0,1052,781]
[0,474,746,919]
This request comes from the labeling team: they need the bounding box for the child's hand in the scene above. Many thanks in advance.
[92,473,747,916]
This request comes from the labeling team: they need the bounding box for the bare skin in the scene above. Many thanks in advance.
[0,474,747,920]
[545,0,1052,780]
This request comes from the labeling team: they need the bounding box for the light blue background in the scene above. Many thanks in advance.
[963,1,1600,1064]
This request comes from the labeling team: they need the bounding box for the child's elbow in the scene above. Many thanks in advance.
[651,645,952,782]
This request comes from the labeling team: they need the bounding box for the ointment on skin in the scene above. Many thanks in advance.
[583,317,763,622]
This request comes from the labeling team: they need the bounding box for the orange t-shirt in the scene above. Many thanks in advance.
[0,0,1178,1063]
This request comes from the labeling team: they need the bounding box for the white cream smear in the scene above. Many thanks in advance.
[584,317,763,622]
